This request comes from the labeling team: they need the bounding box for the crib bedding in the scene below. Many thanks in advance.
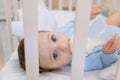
[11,10,75,39]
[12,10,106,39]
[18,9,106,27]
[0,48,118,80]
[18,9,75,27]
[0,49,102,80]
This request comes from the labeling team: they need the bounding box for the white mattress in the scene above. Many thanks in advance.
[0,49,103,80]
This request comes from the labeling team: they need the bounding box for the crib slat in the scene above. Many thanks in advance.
[48,0,53,9]
[114,58,120,80]
[0,34,4,69]
[71,0,92,80]
[22,0,39,80]
[69,0,73,11]
[118,0,120,11]
[4,0,13,54]
[115,0,120,10]
[96,0,101,5]
[59,0,63,10]
[13,0,19,21]
[113,0,117,11]
[20,0,23,8]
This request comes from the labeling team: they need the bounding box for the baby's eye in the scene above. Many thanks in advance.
[51,35,56,42]
[53,52,58,60]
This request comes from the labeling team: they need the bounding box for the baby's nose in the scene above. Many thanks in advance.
[60,42,68,51]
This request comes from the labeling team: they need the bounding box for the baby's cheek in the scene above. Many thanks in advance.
[57,52,71,65]
[63,54,72,63]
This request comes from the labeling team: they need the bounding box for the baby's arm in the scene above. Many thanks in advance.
[85,34,120,71]
[106,12,120,27]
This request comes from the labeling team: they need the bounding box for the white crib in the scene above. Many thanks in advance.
[0,0,120,80]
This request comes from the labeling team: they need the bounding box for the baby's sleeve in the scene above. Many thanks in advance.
[84,46,120,71]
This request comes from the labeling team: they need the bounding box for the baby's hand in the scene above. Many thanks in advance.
[91,4,102,18]
[103,34,120,54]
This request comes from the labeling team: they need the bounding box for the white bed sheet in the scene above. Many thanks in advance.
[0,49,102,80]
[0,49,118,80]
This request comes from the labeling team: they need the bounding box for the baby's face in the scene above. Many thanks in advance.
[39,32,72,70]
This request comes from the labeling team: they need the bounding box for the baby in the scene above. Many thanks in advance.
[18,6,120,72]
[18,31,120,72]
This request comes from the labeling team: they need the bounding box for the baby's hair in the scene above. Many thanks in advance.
[18,39,25,70]
[18,31,54,73]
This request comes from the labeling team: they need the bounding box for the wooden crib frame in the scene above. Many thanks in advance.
[1,0,120,80]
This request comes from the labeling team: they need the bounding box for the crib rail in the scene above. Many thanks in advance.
[115,58,120,80]
[47,0,74,11]
[13,0,19,21]
[116,0,120,10]
[48,0,53,10]
[10,0,77,22]
[22,0,39,79]
[71,0,92,80]
[58,0,63,10]
[4,0,13,54]
[6,0,120,23]
[0,34,5,70]
[69,0,73,11]
[3,0,77,55]
[20,0,23,8]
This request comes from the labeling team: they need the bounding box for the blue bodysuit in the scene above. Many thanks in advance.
[55,20,120,71]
